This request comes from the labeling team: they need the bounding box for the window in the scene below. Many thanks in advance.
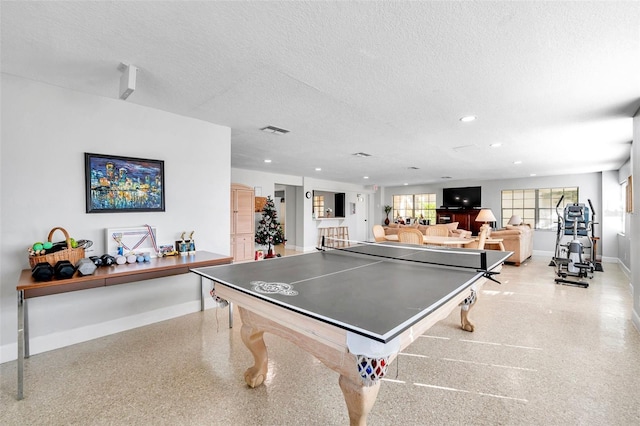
[313,195,325,218]
[501,187,578,230]
[392,193,436,224]
[501,189,536,227]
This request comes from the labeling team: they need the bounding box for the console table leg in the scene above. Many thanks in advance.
[17,290,25,400]
[200,276,205,311]
[23,297,29,357]
[228,302,234,328]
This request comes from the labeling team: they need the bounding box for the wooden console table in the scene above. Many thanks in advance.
[16,251,232,400]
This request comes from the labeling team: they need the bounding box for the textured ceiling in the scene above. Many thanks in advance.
[2,1,639,187]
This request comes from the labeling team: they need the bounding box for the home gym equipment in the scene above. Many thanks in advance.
[100,254,116,266]
[31,262,55,282]
[551,196,600,288]
[54,260,76,280]
[75,258,97,276]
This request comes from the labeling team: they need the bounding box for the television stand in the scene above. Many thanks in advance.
[436,208,483,235]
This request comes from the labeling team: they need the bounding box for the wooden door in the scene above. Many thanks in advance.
[231,184,255,261]
[234,187,254,234]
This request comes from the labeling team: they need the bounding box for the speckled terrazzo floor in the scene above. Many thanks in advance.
[1,255,639,425]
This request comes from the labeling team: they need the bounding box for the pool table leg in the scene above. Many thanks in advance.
[339,374,380,426]
[236,304,383,425]
[460,288,477,332]
[240,323,268,388]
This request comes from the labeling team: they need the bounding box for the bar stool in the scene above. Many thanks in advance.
[327,227,338,247]
[318,227,338,247]
[336,226,350,247]
[317,228,329,247]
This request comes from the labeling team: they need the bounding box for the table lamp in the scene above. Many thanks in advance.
[475,208,497,233]
[507,215,522,226]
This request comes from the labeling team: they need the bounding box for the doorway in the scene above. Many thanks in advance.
[274,184,301,253]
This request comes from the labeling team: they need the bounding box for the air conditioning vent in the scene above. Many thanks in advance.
[260,126,290,135]
[352,152,371,157]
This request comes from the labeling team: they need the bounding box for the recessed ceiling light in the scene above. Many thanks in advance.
[490,143,502,148]
[363,176,369,179]
[264,159,272,163]
[513,160,522,165]
[460,115,477,122]
[530,173,537,177]
[403,183,409,186]
[315,167,322,171]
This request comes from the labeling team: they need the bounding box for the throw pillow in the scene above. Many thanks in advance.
[444,222,459,231]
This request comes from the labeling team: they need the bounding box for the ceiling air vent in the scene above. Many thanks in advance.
[352,152,372,157]
[260,126,290,135]
[408,166,419,170]
[452,144,478,152]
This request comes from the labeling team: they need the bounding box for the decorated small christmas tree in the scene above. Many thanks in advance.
[255,196,285,258]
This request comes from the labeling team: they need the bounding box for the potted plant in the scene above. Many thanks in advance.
[384,205,392,225]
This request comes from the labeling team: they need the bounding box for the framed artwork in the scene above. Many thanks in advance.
[85,153,165,213]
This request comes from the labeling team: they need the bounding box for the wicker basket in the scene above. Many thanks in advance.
[28,227,85,268]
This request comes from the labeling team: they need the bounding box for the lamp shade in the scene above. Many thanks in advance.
[475,208,497,223]
[508,215,522,225]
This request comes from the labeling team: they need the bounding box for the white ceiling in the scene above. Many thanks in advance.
[2,1,639,187]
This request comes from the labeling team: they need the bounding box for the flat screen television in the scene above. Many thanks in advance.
[442,186,481,209]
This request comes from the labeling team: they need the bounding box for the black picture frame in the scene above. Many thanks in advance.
[85,153,165,213]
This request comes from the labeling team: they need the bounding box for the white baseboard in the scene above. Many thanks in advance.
[534,251,621,266]
[632,310,640,336]
[532,249,554,258]
[617,259,631,280]
[0,301,200,364]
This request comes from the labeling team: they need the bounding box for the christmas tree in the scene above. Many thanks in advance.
[255,196,285,258]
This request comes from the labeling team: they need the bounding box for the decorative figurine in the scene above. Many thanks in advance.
[188,231,196,254]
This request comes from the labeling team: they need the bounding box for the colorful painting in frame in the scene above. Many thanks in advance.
[85,153,165,213]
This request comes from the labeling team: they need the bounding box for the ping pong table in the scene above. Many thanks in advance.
[192,242,511,425]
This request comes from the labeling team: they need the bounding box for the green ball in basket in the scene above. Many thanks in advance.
[28,227,85,269]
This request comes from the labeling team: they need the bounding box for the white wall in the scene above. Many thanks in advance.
[382,173,606,258]
[618,159,633,272]
[302,177,372,250]
[601,170,622,261]
[231,168,304,250]
[631,112,639,332]
[230,169,372,251]
[1,75,231,363]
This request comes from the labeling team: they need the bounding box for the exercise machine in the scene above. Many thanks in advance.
[551,196,600,288]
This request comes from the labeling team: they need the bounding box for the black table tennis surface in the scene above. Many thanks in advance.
[192,244,511,343]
